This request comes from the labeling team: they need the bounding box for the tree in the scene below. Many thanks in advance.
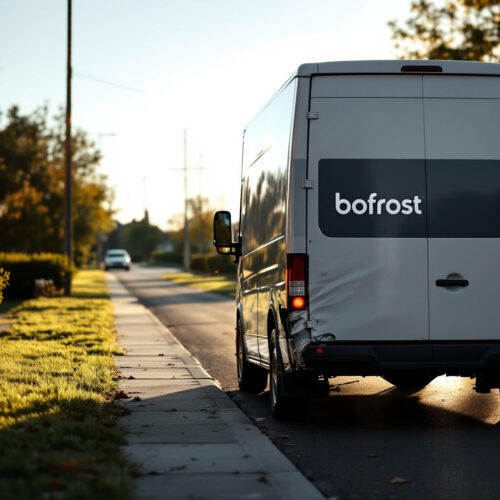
[120,212,164,262]
[0,106,114,263]
[389,0,499,62]
[167,196,215,254]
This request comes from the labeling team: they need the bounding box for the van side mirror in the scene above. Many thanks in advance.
[213,211,241,258]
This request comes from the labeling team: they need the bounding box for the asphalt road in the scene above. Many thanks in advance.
[116,266,500,500]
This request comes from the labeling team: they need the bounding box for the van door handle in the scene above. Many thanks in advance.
[436,279,469,287]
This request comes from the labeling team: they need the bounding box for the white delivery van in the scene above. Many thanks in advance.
[213,60,500,420]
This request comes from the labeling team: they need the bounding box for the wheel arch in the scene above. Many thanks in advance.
[267,291,292,371]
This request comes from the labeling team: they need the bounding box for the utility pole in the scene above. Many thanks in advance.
[183,130,190,272]
[64,0,73,295]
[197,153,206,255]
[171,131,204,272]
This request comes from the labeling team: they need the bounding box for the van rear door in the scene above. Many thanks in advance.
[424,75,500,341]
[307,75,429,342]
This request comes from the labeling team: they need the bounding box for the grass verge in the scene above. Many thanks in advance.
[0,270,131,499]
[162,271,236,298]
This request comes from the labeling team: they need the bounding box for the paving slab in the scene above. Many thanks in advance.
[120,394,237,413]
[109,273,324,500]
[121,346,186,356]
[134,473,280,500]
[119,367,194,379]
[124,443,281,474]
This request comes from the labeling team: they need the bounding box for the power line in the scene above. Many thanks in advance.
[74,72,145,94]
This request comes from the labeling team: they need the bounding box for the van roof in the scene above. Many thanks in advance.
[295,60,500,77]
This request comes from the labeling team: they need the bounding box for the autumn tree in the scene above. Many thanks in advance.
[0,106,114,263]
[168,195,215,254]
[389,0,499,62]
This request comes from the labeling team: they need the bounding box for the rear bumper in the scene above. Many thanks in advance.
[302,341,500,377]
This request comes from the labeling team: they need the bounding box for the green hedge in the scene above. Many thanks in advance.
[0,268,9,304]
[150,251,183,265]
[0,253,73,299]
[190,253,236,274]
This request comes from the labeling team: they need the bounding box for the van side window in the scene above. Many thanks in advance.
[241,82,295,255]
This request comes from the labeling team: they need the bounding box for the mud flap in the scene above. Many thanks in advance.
[279,369,313,398]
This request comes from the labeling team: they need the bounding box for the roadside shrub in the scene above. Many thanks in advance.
[0,253,73,299]
[206,254,236,274]
[190,254,206,271]
[150,251,183,265]
[190,253,236,274]
[0,268,9,303]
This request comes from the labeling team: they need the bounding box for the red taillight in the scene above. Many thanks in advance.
[291,296,306,309]
[287,253,308,310]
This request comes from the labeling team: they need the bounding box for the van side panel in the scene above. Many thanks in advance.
[306,75,430,342]
[239,80,296,363]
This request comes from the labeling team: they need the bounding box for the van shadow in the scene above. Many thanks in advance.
[232,383,500,431]
[228,381,500,499]
[117,379,500,500]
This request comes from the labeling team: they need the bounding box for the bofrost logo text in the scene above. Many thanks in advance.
[335,193,423,215]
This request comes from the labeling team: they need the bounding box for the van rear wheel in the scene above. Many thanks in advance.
[269,330,308,421]
[384,373,435,391]
[236,319,268,393]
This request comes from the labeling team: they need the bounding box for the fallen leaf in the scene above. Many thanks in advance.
[114,390,129,400]
[169,465,187,471]
[59,458,78,471]
[391,476,411,485]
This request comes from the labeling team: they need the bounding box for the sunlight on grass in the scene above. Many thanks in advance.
[0,270,131,499]
[162,271,236,298]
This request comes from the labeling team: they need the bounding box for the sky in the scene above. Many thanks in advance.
[0,0,413,229]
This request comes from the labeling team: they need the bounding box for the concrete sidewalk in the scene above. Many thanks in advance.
[108,274,324,500]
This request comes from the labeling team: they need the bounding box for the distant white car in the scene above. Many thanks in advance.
[104,249,131,271]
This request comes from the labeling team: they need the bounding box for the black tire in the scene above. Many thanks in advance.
[384,373,435,391]
[105,266,110,271]
[236,318,268,393]
[269,330,308,421]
